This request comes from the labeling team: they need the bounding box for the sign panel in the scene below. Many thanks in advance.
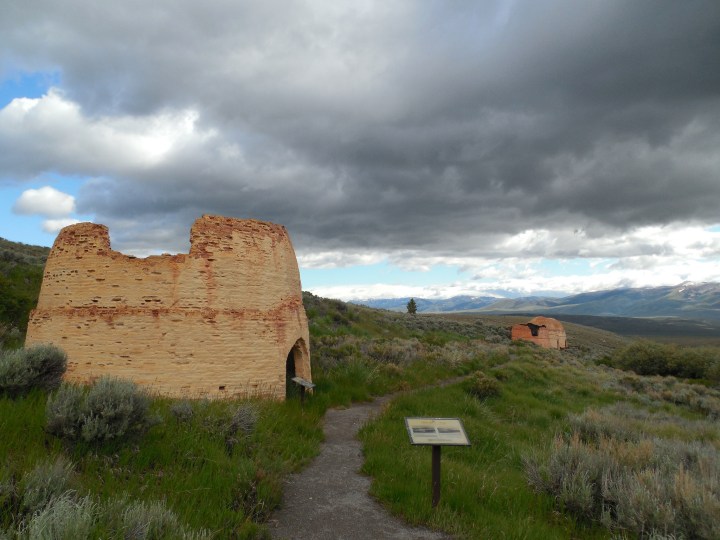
[291,376,316,389]
[405,417,470,446]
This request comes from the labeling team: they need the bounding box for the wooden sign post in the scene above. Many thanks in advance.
[405,417,471,507]
[291,376,315,406]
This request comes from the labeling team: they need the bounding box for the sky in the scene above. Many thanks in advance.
[1,1,719,301]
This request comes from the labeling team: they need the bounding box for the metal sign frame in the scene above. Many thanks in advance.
[291,376,315,389]
[405,417,471,446]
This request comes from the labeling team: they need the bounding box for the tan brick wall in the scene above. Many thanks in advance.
[26,215,311,399]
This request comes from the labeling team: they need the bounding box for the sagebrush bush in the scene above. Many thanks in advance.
[362,338,421,365]
[311,333,494,373]
[45,383,85,440]
[230,403,259,436]
[9,492,210,540]
[46,377,155,444]
[609,373,720,419]
[0,344,67,398]
[116,497,210,540]
[0,466,18,528]
[20,493,96,540]
[20,457,74,514]
[225,403,259,455]
[170,401,194,424]
[81,377,152,442]
[466,371,500,399]
[524,405,720,539]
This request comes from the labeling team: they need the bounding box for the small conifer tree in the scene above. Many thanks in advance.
[406,298,417,315]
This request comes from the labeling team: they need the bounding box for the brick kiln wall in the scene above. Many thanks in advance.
[510,316,567,350]
[26,215,311,399]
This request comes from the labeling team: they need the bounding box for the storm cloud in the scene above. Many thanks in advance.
[2,0,720,271]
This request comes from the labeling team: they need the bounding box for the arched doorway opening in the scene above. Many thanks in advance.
[285,338,310,400]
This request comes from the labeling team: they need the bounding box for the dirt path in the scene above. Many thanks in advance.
[268,391,453,540]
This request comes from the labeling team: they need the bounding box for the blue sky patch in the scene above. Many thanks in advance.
[0,69,61,108]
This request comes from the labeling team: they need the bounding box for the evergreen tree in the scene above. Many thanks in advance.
[406,298,417,315]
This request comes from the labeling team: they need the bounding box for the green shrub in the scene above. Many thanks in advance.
[465,371,500,399]
[525,406,720,539]
[112,497,210,540]
[225,403,259,455]
[170,400,194,424]
[0,466,19,528]
[81,378,152,442]
[20,493,96,540]
[610,341,720,383]
[230,403,259,436]
[46,377,155,444]
[20,457,74,514]
[0,345,67,398]
[22,345,68,392]
[613,340,676,376]
[45,383,85,440]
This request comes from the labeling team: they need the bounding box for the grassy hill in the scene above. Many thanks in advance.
[0,238,51,267]
[2,294,719,537]
[0,238,50,348]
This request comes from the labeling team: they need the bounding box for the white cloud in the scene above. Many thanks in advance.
[0,90,211,179]
[297,250,387,269]
[42,218,81,233]
[13,186,76,218]
[304,224,720,300]
[307,255,720,301]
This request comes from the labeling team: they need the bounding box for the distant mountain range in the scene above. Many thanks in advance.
[355,282,720,321]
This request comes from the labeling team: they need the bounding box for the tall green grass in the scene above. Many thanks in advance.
[359,340,720,539]
[10,294,698,537]
[0,391,324,537]
[0,309,493,536]
[359,354,618,539]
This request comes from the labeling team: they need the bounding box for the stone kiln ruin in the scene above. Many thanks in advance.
[26,215,311,399]
[510,316,567,349]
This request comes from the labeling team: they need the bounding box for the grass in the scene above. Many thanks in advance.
[358,341,720,539]
[4,293,718,537]
[525,405,720,538]
[0,390,324,537]
[359,349,619,539]
[0,298,499,537]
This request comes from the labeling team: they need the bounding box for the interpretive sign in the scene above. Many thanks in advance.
[291,377,315,389]
[291,376,315,406]
[405,417,471,446]
[405,417,470,507]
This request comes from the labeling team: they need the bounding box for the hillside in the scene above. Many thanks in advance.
[0,237,51,267]
[3,291,720,538]
[0,237,50,348]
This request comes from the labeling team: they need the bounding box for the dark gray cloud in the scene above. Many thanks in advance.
[2,0,720,261]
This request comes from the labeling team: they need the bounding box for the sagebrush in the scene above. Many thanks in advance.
[0,345,67,398]
[46,377,155,443]
[524,405,720,539]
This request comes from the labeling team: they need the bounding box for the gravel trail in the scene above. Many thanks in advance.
[268,392,452,540]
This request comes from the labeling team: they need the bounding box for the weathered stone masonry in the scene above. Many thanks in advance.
[26,215,311,399]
